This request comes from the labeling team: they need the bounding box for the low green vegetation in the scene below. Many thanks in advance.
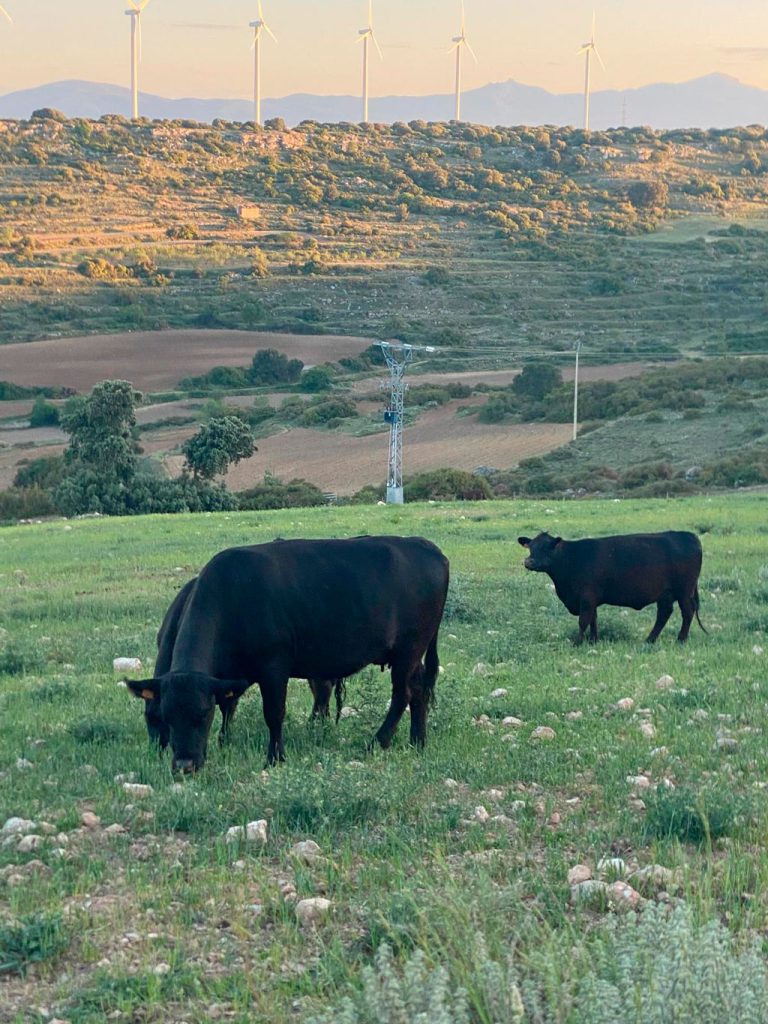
[1,496,767,1020]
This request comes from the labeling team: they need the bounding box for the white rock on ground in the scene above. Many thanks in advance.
[472,663,490,677]
[530,726,556,741]
[502,716,524,727]
[291,840,322,864]
[616,698,635,711]
[606,881,643,909]
[225,820,268,845]
[570,879,608,904]
[490,688,508,699]
[1,818,37,837]
[80,812,101,829]
[295,897,331,926]
[639,722,657,739]
[567,864,592,886]
[17,834,44,853]
[113,657,143,673]
[122,783,154,798]
[655,674,675,690]
[473,805,490,824]
[626,775,651,789]
[597,857,627,878]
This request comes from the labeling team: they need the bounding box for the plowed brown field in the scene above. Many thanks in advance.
[0,329,373,392]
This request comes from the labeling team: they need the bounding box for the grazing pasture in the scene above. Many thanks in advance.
[1,496,768,1022]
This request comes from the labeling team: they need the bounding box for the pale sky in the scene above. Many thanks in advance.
[1,1,767,99]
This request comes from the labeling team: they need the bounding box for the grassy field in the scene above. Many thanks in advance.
[1,495,768,1021]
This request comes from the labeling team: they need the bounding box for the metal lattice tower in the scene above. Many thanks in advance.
[380,342,414,504]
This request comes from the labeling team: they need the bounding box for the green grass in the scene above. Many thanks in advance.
[1,496,768,1020]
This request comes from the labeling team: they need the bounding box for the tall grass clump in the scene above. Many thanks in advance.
[0,914,70,976]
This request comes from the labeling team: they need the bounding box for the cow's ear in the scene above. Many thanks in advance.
[518,536,531,548]
[125,678,161,701]
[553,537,563,547]
[211,678,251,701]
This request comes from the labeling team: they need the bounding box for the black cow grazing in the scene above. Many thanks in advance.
[139,577,347,749]
[518,530,705,644]
[126,536,449,771]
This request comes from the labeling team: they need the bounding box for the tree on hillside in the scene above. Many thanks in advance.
[627,180,669,210]
[60,379,141,481]
[513,362,562,401]
[249,348,304,385]
[182,416,257,481]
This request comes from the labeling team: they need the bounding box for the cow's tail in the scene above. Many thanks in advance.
[694,586,708,634]
[421,632,440,708]
[334,679,346,724]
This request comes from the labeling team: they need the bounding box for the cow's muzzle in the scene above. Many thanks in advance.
[172,758,198,775]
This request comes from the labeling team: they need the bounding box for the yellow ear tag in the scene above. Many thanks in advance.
[141,689,155,700]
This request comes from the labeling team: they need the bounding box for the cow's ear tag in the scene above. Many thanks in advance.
[141,689,155,701]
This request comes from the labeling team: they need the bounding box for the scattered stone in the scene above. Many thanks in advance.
[473,805,490,824]
[295,897,331,927]
[291,840,322,864]
[650,747,669,757]
[490,688,508,699]
[567,864,592,886]
[570,879,608,904]
[530,726,556,741]
[472,663,490,677]
[565,711,583,721]
[473,714,492,728]
[606,881,642,910]
[153,962,171,976]
[692,709,709,721]
[245,903,264,915]
[752,645,764,656]
[346,760,365,769]
[626,775,651,789]
[655,674,675,690]
[631,864,675,890]
[17,834,44,853]
[113,773,137,784]
[15,758,33,770]
[113,657,143,673]
[339,707,359,719]
[225,820,268,846]
[483,788,504,803]
[639,722,656,739]
[1,817,37,837]
[80,812,101,829]
[444,778,459,789]
[170,783,186,794]
[122,783,154,798]
[104,823,127,835]
[502,716,524,727]
[548,812,561,826]
[628,797,647,813]
[616,697,635,712]
[717,735,738,752]
[509,800,526,815]
[597,857,627,879]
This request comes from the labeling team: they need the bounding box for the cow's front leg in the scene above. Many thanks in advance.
[259,671,289,765]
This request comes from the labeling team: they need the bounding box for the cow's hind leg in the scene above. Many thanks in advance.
[677,594,696,643]
[259,670,290,765]
[308,679,333,721]
[373,659,414,750]
[646,596,674,644]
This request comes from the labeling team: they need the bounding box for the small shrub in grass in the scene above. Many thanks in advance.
[0,638,46,676]
[70,717,130,744]
[0,913,69,976]
[33,679,74,702]
[644,785,742,843]
[307,944,473,1024]
[572,904,768,1024]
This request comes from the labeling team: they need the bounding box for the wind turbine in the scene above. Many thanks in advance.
[250,1,277,128]
[449,0,476,122]
[0,5,12,24]
[125,0,151,121]
[577,11,605,131]
[357,0,382,124]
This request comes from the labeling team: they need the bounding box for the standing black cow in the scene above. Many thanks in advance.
[140,576,346,748]
[126,536,449,771]
[518,530,705,644]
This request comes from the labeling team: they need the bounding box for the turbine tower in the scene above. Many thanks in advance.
[125,0,151,121]
[250,1,277,128]
[449,0,476,122]
[577,11,605,131]
[357,0,382,124]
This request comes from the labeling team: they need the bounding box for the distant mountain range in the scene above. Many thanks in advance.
[0,74,765,129]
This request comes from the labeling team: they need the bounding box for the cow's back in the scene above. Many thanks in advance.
[171,536,449,681]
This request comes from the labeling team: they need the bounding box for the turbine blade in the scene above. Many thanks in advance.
[591,9,596,42]
[460,0,465,33]
[263,21,277,43]
[576,45,589,55]
[368,0,373,30]
[0,4,12,23]
[372,31,383,60]
[448,41,460,53]
[466,39,478,63]
[258,0,264,19]
[594,45,606,72]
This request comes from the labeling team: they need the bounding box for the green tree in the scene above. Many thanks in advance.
[249,348,304,385]
[250,248,269,278]
[300,365,335,392]
[182,416,257,480]
[512,362,561,401]
[29,396,59,427]
[627,180,669,210]
[60,380,141,482]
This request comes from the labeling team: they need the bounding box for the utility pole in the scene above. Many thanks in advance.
[380,342,414,504]
[572,340,582,441]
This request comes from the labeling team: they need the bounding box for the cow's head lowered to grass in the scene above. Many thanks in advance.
[126,673,250,773]
[518,533,562,573]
